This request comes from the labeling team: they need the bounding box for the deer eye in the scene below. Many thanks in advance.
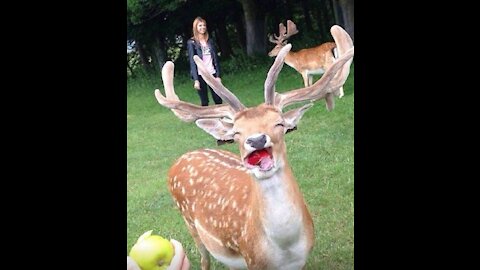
[275,123,284,128]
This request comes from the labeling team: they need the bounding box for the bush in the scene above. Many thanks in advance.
[221,50,272,74]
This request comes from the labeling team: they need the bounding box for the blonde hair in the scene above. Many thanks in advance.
[192,16,209,42]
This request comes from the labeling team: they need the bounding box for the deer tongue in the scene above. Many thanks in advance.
[259,157,274,171]
[246,149,274,171]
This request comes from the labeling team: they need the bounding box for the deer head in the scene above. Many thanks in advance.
[268,20,299,57]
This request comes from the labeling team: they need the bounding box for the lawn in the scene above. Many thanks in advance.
[127,61,354,269]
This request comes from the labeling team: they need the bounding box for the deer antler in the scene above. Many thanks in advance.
[286,20,299,38]
[269,20,299,45]
[264,44,291,105]
[274,25,354,110]
[330,25,354,94]
[193,56,246,112]
[154,61,236,122]
[271,23,286,44]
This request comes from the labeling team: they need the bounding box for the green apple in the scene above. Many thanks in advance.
[129,230,175,270]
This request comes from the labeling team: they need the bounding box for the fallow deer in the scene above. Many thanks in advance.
[154,25,354,270]
[268,20,345,111]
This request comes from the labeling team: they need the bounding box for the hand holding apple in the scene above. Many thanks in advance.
[166,239,190,270]
[127,231,190,270]
[127,256,141,270]
[129,230,175,270]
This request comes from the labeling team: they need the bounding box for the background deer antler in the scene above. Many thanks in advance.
[273,25,354,110]
[267,21,349,109]
[269,20,299,45]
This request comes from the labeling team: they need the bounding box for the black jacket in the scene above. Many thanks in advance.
[187,38,221,81]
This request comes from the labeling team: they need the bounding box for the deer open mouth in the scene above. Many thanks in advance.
[244,147,274,171]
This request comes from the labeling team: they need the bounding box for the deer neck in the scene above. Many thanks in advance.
[249,154,307,244]
[284,51,300,72]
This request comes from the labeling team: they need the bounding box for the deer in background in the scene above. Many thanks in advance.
[268,20,345,111]
[154,25,353,270]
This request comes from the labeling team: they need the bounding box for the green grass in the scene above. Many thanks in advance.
[127,62,354,269]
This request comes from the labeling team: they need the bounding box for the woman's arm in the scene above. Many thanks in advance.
[209,39,221,78]
[187,39,199,81]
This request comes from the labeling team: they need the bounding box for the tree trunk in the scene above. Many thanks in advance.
[301,0,313,32]
[269,0,281,33]
[233,9,246,50]
[331,0,343,26]
[284,0,293,20]
[314,0,328,41]
[239,0,266,56]
[127,58,135,77]
[135,40,150,70]
[317,0,337,42]
[213,16,233,58]
[338,0,354,40]
[152,35,166,72]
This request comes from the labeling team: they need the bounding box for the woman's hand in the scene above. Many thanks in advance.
[127,256,140,270]
[127,239,190,270]
[193,80,200,90]
[167,239,190,270]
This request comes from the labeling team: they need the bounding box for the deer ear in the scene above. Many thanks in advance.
[195,118,235,141]
[282,103,314,133]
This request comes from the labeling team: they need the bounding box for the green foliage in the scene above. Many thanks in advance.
[294,31,334,48]
[127,0,186,48]
[221,50,272,74]
[128,62,354,269]
[127,0,349,80]
[127,0,183,25]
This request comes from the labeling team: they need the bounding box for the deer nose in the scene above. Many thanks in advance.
[246,134,267,150]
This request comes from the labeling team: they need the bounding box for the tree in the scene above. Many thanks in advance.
[338,0,354,40]
[238,0,270,56]
[127,0,185,71]
[300,0,313,32]
[125,0,352,75]
[212,16,233,58]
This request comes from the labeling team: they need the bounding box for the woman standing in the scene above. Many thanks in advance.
[187,17,223,106]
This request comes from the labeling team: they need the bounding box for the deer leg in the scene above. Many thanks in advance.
[332,86,345,98]
[197,241,211,270]
[302,72,309,87]
[191,232,210,270]
[182,218,211,270]
[308,74,313,86]
[325,92,335,111]
[338,86,344,98]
